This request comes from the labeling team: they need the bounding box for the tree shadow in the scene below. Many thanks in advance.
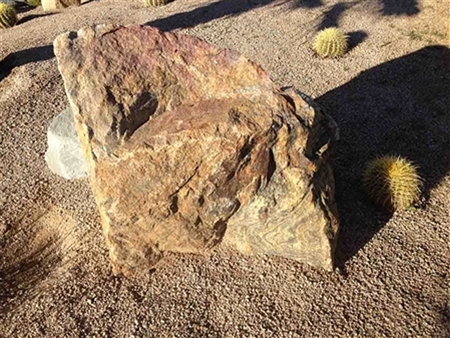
[291,0,323,8]
[145,0,280,31]
[18,12,55,25]
[315,46,450,268]
[145,0,420,31]
[293,0,420,20]
[317,2,349,30]
[380,0,419,16]
[0,45,54,83]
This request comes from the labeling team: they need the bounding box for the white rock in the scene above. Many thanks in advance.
[45,107,88,179]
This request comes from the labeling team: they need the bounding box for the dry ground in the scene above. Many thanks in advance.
[0,0,449,337]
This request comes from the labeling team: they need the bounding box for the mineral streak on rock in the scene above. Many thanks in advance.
[54,24,339,276]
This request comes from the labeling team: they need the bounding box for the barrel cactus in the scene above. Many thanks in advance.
[362,156,421,210]
[27,0,42,7]
[0,3,17,29]
[143,0,172,7]
[313,27,348,58]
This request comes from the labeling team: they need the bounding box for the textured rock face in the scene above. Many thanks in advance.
[45,107,88,180]
[54,24,339,275]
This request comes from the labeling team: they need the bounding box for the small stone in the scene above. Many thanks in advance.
[44,107,88,180]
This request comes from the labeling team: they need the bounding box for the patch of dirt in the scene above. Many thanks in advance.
[0,0,448,337]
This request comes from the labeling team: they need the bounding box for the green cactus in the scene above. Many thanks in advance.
[143,0,172,7]
[313,27,348,58]
[27,0,42,7]
[362,156,421,210]
[0,3,17,29]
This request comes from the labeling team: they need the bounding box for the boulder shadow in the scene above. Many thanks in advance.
[315,46,450,268]
[0,45,54,83]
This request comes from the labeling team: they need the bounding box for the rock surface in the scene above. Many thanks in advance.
[54,24,339,275]
[45,107,88,180]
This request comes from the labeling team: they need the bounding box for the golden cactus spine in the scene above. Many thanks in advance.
[362,156,421,210]
[313,27,348,58]
[143,0,171,7]
[0,3,17,29]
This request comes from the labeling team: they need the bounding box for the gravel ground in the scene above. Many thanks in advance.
[0,0,449,337]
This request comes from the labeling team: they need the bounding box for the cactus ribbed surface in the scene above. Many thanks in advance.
[143,0,171,7]
[362,156,421,210]
[313,27,348,58]
[0,3,17,29]
[27,0,42,7]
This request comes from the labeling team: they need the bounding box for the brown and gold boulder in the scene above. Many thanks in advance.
[54,24,339,276]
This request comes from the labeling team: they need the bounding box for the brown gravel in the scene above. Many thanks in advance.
[0,0,449,337]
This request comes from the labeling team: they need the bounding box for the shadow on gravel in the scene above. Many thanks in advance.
[146,0,419,31]
[146,0,279,31]
[15,2,34,15]
[380,0,419,16]
[18,13,55,25]
[317,2,350,30]
[441,305,450,335]
[292,0,323,8]
[347,30,368,51]
[316,46,450,268]
[0,45,54,83]
[316,0,419,31]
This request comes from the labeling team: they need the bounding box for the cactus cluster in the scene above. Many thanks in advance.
[0,3,17,29]
[143,0,172,7]
[313,27,348,58]
[362,156,421,210]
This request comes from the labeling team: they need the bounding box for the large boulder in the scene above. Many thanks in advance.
[54,24,339,276]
